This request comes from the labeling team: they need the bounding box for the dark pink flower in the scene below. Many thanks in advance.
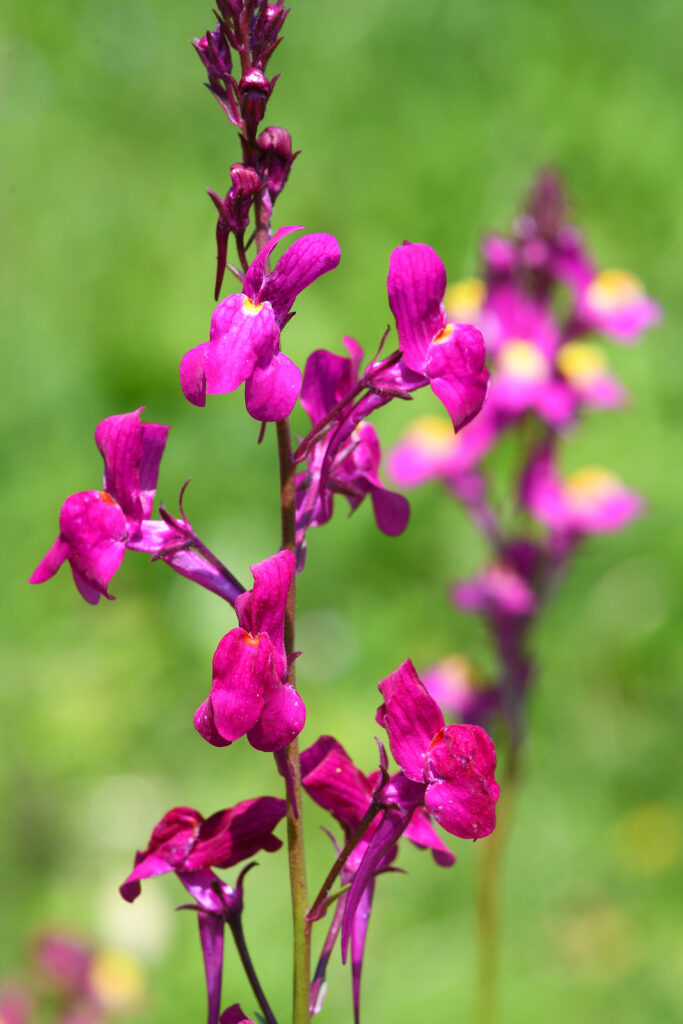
[121,799,284,1024]
[301,736,453,1021]
[119,799,286,901]
[387,242,490,431]
[376,660,499,840]
[296,338,411,565]
[180,226,340,420]
[194,550,305,751]
[30,410,241,605]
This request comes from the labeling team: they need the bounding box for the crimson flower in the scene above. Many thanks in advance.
[194,550,305,752]
[180,226,340,421]
[387,242,490,431]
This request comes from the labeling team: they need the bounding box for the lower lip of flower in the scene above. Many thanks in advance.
[556,341,607,384]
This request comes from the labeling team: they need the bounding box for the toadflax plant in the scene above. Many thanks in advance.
[388,170,659,1023]
[30,3,499,1022]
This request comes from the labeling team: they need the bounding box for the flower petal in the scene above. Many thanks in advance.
[244,350,302,421]
[180,342,209,407]
[207,629,278,743]
[58,491,128,602]
[425,324,490,431]
[376,660,444,782]
[263,232,341,323]
[205,298,280,397]
[350,879,374,1024]
[403,806,456,866]
[193,698,232,748]
[198,911,224,1024]
[247,683,306,752]
[187,797,287,870]
[300,736,374,831]
[242,224,303,300]
[235,550,296,660]
[30,536,69,585]
[424,776,497,840]
[387,243,447,372]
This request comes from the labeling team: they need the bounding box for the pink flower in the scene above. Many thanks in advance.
[387,242,490,431]
[194,550,305,751]
[180,226,340,420]
[376,660,499,840]
[522,445,643,536]
[577,268,661,342]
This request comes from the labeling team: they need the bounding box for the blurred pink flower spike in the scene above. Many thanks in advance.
[578,268,661,342]
[522,445,644,536]
[376,659,499,840]
[387,242,490,431]
[194,550,306,752]
[30,409,242,605]
[34,933,92,994]
[180,226,341,420]
[387,410,498,490]
[120,799,286,1024]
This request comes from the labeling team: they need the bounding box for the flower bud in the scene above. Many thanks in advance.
[256,125,298,199]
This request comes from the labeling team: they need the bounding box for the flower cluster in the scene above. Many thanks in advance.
[30,3,507,1022]
[389,171,656,743]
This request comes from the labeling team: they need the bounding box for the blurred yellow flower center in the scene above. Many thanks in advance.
[497,339,549,380]
[434,653,477,689]
[433,322,455,344]
[586,269,644,313]
[445,277,486,319]
[242,296,264,316]
[557,341,607,383]
[407,416,457,455]
[89,949,145,1013]
[564,467,620,508]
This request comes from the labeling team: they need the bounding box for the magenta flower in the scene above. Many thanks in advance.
[577,268,661,342]
[521,445,643,537]
[194,550,305,751]
[120,799,286,900]
[30,409,241,605]
[387,242,490,431]
[121,798,285,1024]
[180,226,341,420]
[296,339,410,566]
[30,409,169,604]
[387,409,498,491]
[301,736,453,1021]
[376,659,499,840]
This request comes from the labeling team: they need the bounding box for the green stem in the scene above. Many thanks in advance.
[275,417,311,1024]
[476,741,522,1024]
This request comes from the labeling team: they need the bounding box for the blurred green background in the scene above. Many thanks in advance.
[2,0,681,1021]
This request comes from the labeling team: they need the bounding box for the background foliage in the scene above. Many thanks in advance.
[1,0,681,1021]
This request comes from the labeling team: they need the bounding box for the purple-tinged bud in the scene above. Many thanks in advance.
[249,3,289,66]
[238,68,275,138]
[256,125,298,199]
[193,25,233,83]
